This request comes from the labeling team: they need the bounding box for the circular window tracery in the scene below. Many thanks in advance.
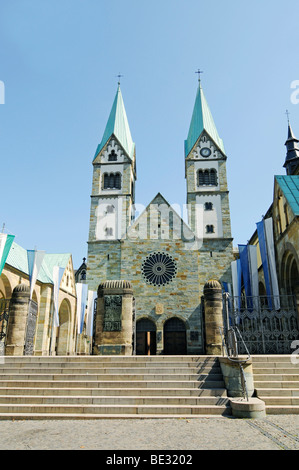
[141,252,177,286]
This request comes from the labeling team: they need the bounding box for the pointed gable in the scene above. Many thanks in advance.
[185,81,225,157]
[127,193,196,242]
[93,85,135,161]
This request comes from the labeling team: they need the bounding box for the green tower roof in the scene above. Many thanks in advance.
[185,81,225,157]
[93,85,135,161]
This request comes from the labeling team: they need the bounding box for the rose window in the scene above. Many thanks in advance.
[141,252,177,286]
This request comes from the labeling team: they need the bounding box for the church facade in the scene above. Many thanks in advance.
[86,80,234,355]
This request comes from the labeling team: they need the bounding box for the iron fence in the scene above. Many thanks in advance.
[224,295,299,354]
[0,298,10,355]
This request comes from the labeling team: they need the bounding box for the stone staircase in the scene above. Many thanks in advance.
[252,355,299,414]
[0,356,231,419]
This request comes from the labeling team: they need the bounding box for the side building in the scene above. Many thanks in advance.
[246,121,299,307]
[0,242,78,355]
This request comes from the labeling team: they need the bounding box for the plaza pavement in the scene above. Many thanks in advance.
[0,415,298,451]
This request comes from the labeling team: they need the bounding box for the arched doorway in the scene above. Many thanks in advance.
[281,250,299,297]
[136,318,156,355]
[164,317,187,355]
[56,299,71,355]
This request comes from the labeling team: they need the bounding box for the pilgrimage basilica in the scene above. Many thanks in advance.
[0,78,298,357]
[86,78,234,355]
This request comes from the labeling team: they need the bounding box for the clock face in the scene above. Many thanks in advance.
[200,147,211,157]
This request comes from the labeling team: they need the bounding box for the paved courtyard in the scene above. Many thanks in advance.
[0,415,298,451]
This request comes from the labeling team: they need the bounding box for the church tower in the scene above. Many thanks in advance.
[284,120,299,175]
[185,77,232,243]
[87,84,136,290]
[184,77,234,286]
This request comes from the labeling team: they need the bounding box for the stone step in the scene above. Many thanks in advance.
[252,367,299,374]
[0,395,230,406]
[0,366,221,375]
[251,355,296,362]
[254,396,299,405]
[254,380,299,389]
[1,355,211,363]
[260,405,299,415]
[0,387,228,397]
[251,374,299,381]
[0,355,228,418]
[0,373,223,381]
[0,403,231,416]
[255,388,299,397]
[0,380,225,389]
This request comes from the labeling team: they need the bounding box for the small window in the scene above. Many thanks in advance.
[197,170,204,185]
[104,173,109,189]
[206,225,214,233]
[204,202,213,211]
[106,205,115,214]
[210,169,217,185]
[108,150,117,161]
[105,227,113,236]
[203,170,210,185]
[114,173,121,189]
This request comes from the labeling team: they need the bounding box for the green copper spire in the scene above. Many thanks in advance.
[93,85,135,160]
[185,80,225,157]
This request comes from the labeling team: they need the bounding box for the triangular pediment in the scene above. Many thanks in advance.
[127,193,197,243]
[185,130,226,161]
[93,135,133,165]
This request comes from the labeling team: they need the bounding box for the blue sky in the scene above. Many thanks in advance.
[1,0,299,269]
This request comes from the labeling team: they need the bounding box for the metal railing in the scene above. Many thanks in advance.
[221,293,251,401]
[226,293,299,354]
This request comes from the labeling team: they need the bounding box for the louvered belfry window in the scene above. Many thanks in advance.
[103,173,122,189]
[197,169,218,186]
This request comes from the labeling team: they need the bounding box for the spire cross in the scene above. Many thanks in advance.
[285,109,290,123]
[116,73,124,85]
[195,69,203,82]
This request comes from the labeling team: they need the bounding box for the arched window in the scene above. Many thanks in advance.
[197,170,204,185]
[203,170,210,185]
[204,202,213,211]
[109,173,115,188]
[210,169,217,185]
[103,173,109,189]
[103,173,122,190]
[197,169,218,186]
[106,205,115,214]
[206,225,214,233]
[114,173,121,189]
[108,150,117,161]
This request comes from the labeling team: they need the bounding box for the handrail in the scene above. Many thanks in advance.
[221,293,251,401]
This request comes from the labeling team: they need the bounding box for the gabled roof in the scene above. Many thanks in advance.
[6,242,71,284]
[275,175,299,216]
[185,81,225,157]
[127,192,196,242]
[93,85,135,161]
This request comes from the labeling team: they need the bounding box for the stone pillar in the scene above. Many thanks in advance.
[94,280,134,355]
[219,357,255,397]
[5,284,30,356]
[203,279,224,355]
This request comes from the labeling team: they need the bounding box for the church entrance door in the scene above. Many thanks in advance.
[136,319,156,355]
[164,318,187,355]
